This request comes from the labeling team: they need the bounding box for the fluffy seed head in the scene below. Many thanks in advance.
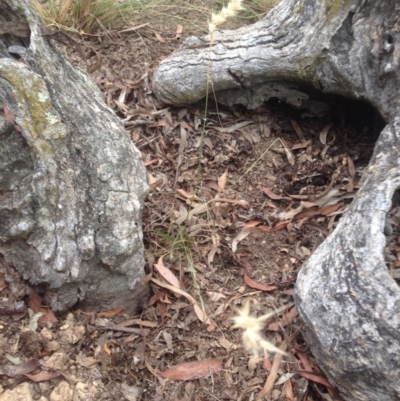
[208,0,243,40]
[232,300,288,357]
[220,6,236,19]
[211,12,226,26]
[229,0,244,12]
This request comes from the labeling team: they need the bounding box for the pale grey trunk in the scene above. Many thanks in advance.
[0,0,149,313]
[153,1,400,400]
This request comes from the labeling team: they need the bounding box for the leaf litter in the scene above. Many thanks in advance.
[0,13,379,401]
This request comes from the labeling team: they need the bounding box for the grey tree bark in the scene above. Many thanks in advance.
[153,1,400,401]
[0,0,149,313]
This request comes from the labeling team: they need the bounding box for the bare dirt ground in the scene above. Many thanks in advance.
[0,13,390,401]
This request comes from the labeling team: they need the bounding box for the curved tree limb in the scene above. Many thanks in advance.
[153,1,400,400]
[153,0,400,121]
[296,117,400,401]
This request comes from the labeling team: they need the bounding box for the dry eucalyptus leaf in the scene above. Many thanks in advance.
[160,359,222,381]
[347,155,356,177]
[212,121,254,133]
[263,187,291,201]
[154,255,181,289]
[218,167,228,191]
[0,359,39,377]
[319,123,334,145]
[232,227,261,253]
[290,120,306,142]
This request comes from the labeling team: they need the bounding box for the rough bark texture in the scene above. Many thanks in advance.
[296,119,400,401]
[153,1,400,400]
[0,0,149,313]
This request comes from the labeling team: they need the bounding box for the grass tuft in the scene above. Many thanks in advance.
[32,0,282,35]
[32,0,145,34]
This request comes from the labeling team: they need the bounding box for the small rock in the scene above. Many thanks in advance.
[49,381,72,401]
[58,325,85,345]
[41,328,53,340]
[45,340,60,352]
[44,352,68,370]
[0,382,34,401]
[72,382,98,401]
[271,389,281,400]
[38,382,50,393]
[121,383,141,401]
[72,325,85,343]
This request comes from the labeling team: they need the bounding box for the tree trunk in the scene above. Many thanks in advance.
[153,1,400,401]
[0,0,149,313]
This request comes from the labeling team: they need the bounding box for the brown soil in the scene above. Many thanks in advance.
[0,13,389,401]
